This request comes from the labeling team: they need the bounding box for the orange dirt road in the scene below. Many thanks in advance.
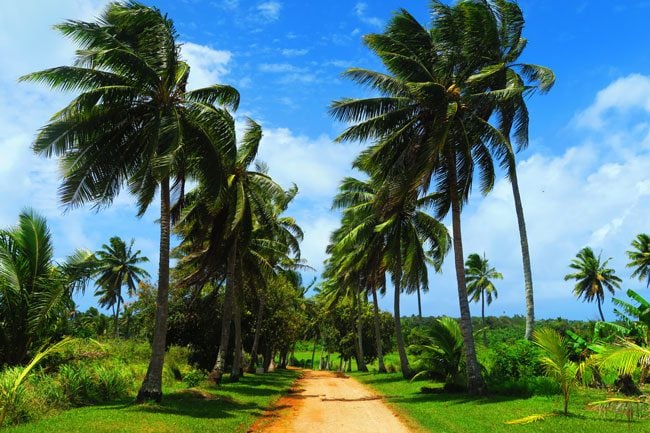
[249,370,414,433]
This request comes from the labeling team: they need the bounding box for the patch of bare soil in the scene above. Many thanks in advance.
[248,370,413,433]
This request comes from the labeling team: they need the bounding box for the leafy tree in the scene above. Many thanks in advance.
[465,253,502,326]
[627,234,650,288]
[93,236,149,337]
[0,210,92,365]
[564,247,621,322]
[21,2,239,402]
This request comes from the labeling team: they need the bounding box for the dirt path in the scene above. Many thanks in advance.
[249,370,413,433]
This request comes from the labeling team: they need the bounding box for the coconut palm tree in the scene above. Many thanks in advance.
[565,247,622,322]
[330,1,508,393]
[0,210,93,366]
[21,3,239,402]
[534,328,579,415]
[466,0,555,341]
[627,234,650,288]
[93,236,149,337]
[465,253,502,326]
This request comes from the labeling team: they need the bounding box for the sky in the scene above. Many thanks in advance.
[2,0,650,321]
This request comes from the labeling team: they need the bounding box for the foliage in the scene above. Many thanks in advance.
[534,328,579,415]
[410,317,465,390]
[0,210,94,366]
[564,247,622,321]
[627,234,650,288]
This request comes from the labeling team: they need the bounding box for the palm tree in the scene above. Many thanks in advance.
[627,234,650,288]
[467,0,555,341]
[534,328,579,415]
[465,253,502,326]
[330,175,450,378]
[21,3,239,402]
[93,237,149,338]
[330,1,509,393]
[564,247,622,322]
[0,210,92,366]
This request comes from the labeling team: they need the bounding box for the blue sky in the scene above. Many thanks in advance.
[2,1,650,321]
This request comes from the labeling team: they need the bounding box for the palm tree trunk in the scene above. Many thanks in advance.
[481,290,485,327]
[230,285,243,382]
[247,291,266,373]
[392,265,412,379]
[355,285,368,372]
[372,285,386,373]
[448,154,485,395]
[417,286,422,320]
[597,296,605,322]
[311,338,318,370]
[510,165,535,340]
[136,177,171,403]
[115,295,121,338]
[209,238,237,384]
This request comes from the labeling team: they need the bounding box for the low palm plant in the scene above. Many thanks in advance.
[533,328,578,415]
[410,317,465,391]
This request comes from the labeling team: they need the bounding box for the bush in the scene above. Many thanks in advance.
[486,339,543,382]
[183,369,207,388]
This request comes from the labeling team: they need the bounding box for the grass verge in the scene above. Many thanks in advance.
[5,369,299,433]
[352,372,650,433]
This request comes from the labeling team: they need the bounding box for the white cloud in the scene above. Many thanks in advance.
[256,127,358,199]
[354,2,382,28]
[575,73,650,129]
[180,42,232,89]
[257,1,282,22]
[259,62,302,73]
[281,48,309,57]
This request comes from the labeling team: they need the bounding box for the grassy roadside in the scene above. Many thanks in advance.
[352,372,650,433]
[5,369,299,433]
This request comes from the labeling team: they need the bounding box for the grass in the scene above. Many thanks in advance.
[5,369,299,433]
[352,372,650,433]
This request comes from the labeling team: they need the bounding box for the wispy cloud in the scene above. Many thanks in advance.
[354,2,382,28]
[257,1,282,22]
[281,48,309,57]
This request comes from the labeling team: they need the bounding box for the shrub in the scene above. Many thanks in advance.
[93,364,133,401]
[183,369,207,388]
[487,339,543,382]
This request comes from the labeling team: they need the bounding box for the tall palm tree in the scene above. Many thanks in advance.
[21,3,239,402]
[465,253,502,326]
[0,209,92,366]
[93,236,149,337]
[627,234,650,288]
[467,0,555,340]
[564,247,622,322]
[330,175,450,378]
[330,1,508,393]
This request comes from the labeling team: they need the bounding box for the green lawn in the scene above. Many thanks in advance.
[353,372,650,433]
[5,369,299,433]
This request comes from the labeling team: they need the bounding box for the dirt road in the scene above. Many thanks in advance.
[249,370,413,433]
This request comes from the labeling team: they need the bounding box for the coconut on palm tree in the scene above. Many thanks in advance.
[565,247,622,322]
[465,253,502,326]
[21,2,239,402]
[93,237,149,338]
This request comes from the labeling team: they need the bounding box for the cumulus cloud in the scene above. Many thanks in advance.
[180,42,232,89]
[575,74,650,129]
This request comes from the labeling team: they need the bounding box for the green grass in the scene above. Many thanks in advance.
[353,372,650,433]
[5,369,299,433]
